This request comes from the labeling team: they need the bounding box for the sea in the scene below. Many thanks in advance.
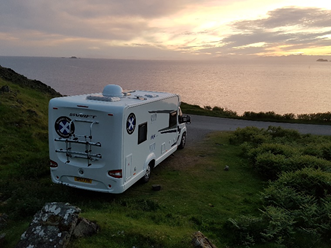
[0,56,331,115]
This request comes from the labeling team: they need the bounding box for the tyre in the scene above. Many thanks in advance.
[141,163,152,183]
[178,132,186,149]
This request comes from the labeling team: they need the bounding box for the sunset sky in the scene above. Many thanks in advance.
[0,0,330,60]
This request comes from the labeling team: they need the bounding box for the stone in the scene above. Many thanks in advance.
[152,185,161,191]
[0,85,10,93]
[16,202,81,248]
[72,217,99,238]
[192,231,217,248]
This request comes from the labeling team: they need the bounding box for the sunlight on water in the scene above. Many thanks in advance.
[0,56,330,115]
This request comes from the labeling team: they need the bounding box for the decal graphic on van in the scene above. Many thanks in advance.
[55,116,75,138]
[126,113,136,134]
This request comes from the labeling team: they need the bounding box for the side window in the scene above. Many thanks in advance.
[138,122,147,144]
[169,111,177,128]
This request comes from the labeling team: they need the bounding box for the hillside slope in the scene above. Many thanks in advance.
[0,65,64,222]
[0,65,61,167]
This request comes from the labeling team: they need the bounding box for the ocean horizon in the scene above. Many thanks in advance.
[0,56,330,115]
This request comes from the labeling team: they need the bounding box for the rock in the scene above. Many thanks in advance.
[16,202,81,248]
[192,231,217,248]
[152,185,161,191]
[72,217,99,238]
[0,85,10,93]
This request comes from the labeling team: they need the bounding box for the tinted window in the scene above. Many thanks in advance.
[169,111,177,128]
[138,122,147,144]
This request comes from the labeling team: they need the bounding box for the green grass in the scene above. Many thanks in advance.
[64,132,265,248]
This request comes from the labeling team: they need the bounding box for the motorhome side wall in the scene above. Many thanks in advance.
[122,95,179,190]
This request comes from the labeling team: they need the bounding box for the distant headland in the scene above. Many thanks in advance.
[316,58,329,62]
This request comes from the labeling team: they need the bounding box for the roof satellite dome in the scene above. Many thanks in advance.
[102,84,123,97]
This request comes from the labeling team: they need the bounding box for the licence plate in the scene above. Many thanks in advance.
[74,177,92,184]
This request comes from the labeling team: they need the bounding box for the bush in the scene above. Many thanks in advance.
[321,143,331,161]
[270,168,331,200]
[229,126,268,146]
[226,215,265,247]
[262,183,316,210]
[247,143,297,162]
[297,112,331,123]
[266,126,302,141]
[228,127,331,247]
[259,169,331,246]
[260,206,296,246]
[288,155,331,172]
[254,153,288,180]
[211,106,238,117]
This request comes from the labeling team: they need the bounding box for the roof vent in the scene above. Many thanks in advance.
[102,84,123,97]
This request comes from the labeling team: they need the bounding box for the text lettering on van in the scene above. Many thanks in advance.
[70,113,97,119]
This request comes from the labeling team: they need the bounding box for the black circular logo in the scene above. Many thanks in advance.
[55,116,75,138]
[126,113,136,134]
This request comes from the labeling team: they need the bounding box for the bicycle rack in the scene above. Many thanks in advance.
[55,119,102,166]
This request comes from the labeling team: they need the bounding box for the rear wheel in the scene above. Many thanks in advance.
[178,132,186,149]
[141,163,152,183]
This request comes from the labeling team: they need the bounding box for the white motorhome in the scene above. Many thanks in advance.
[48,85,190,193]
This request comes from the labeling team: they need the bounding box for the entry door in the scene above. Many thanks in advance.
[125,154,133,181]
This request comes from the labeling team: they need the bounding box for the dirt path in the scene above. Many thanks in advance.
[186,114,331,146]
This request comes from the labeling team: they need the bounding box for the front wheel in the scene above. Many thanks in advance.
[141,163,151,183]
[178,132,186,149]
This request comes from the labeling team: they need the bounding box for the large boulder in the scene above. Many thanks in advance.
[16,202,81,248]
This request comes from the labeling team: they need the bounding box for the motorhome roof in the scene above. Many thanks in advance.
[51,86,178,109]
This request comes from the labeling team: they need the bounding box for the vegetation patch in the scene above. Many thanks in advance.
[181,102,331,125]
[227,126,331,248]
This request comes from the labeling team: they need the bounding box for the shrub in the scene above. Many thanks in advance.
[259,169,331,246]
[321,143,331,161]
[297,112,331,123]
[226,215,265,247]
[288,155,331,172]
[228,126,331,247]
[229,126,268,146]
[211,106,238,117]
[301,143,324,158]
[270,168,331,200]
[266,126,302,141]
[243,111,283,120]
[260,206,296,246]
[261,183,317,210]
[247,143,297,163]
[254,153,288,180]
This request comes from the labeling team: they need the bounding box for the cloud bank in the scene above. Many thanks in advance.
[0,1,330,59]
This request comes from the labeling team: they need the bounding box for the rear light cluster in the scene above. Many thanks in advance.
[108,169,122,178]
[50,160,58,168]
